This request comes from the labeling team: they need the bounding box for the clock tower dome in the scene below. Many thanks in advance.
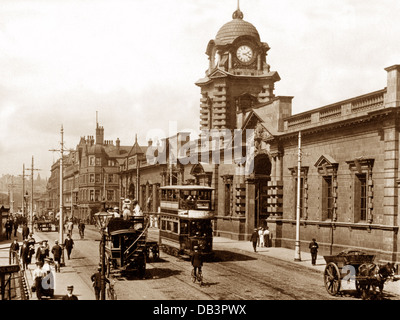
[196,4,280,131]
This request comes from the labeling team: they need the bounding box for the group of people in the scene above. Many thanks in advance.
[250,226,271,252]
[4,216,21,240]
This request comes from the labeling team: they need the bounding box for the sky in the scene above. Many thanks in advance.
[1,0,400,179]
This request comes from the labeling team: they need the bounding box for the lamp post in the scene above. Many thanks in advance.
[94,203,113,300]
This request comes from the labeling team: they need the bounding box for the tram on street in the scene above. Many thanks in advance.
[159,185,214,258]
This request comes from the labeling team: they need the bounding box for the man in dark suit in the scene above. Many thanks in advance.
[20,241,30,270]
[91,267,109,300]
[191,246,203,279]
[250,228,259,252]
[64,234,74,260]
[51,240,63,272]
[22,224,30,240]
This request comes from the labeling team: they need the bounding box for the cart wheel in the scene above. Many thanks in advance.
[324,262,341,296]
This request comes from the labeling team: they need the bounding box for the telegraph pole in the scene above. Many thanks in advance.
[49,125,74,249]
[294,131,302,261]
[25,156,40,234]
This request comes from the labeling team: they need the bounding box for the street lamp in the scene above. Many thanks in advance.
[94,204,113,300]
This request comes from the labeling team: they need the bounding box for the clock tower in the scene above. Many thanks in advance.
[196,4,281,131]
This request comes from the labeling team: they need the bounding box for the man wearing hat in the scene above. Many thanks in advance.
[191,246,203,280]
[91,266,110,300]
[250,228,259,252]
[309,238,319,266]
[36,241,48,264]
[43,257,52,274]
[62,285,78,300]
[78,219,86,239]
[51,240,62,272]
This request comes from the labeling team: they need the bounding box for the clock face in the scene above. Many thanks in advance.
[236,45,253,63]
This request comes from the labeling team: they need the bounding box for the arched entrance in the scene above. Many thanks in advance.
[253,154,271,228]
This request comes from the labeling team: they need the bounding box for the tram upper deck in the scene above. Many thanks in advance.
[160,185,214,218]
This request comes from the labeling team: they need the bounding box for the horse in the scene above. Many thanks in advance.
[357,262,396,299]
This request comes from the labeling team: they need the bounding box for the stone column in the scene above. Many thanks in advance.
[245,178,256,238]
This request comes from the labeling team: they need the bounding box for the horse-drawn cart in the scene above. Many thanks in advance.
[35,219,55,232]
[323,250,397,299]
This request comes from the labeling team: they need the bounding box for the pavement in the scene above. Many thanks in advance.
[0,228,94,300]
[1,226,400,300]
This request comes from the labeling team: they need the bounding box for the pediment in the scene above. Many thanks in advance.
[209,69,228,79]
[314,155,338,168]
[242,111,273,139]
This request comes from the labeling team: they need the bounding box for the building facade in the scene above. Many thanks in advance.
[188,5,400,262]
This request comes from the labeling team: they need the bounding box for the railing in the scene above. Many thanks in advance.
[285,89,386,131]
[1,250,30,300]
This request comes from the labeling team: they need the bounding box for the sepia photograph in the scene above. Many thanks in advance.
[1,0,400,313]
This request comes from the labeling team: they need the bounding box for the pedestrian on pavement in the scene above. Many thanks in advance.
[20,241,30,270]
[13,219,19,237]
[64,234,74,260]
[66,218,74,236]
[62,285,78,300]
[22,223,30,240]
[258,227,264,247]
[43,257,52,274]
[309,238,319,266]
[36,242,49,264]
[32,261,45,300]
[43,240,50,257]
[263,227,271,247]
[51,240,63,272]
[9,239,20,264]
[250,228,259,252]
[5,218,13,240]
[91,266,109,300]
[78,220,85,239]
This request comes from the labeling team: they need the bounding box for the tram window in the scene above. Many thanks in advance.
[161,220,167,230]
[173,222,178,233]
[180,221,188,234]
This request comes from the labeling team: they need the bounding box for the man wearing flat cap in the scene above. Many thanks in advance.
[62,285,78,300]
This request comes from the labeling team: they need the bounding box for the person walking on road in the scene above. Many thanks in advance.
[78,220,85,239]
[91,266,109,300]
[191,246,203,279]
[250,228,259,252]
[62,285,78,300]
[51,240,63,272]
[64,234,74,260]
[309,238,319,266]
[66,218,74,236]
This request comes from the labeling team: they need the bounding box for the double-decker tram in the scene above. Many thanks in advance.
[159,185,214,258]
